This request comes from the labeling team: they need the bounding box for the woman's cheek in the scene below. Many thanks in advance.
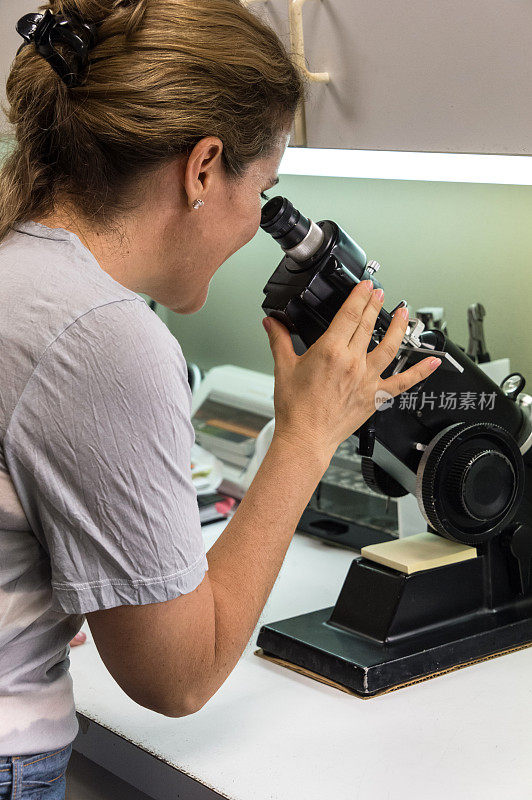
[245,200,263,242]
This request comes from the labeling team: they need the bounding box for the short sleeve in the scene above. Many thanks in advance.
[3,299,207,615]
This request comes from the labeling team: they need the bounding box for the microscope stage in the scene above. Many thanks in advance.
[361,532,477,574]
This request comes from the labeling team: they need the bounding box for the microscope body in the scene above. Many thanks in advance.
[257,198,532,694]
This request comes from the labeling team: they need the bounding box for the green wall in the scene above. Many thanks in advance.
[164,174,532,382]
[0,136,13,159]
[2,131,529,382]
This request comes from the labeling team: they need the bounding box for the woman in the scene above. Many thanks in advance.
[0,0,440,796]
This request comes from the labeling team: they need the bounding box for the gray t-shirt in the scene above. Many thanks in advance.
[0,222,207,755]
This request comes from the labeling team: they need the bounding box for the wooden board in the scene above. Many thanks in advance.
[255,641,532,698]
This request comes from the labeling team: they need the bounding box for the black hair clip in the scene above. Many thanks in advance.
[16,9,97,88]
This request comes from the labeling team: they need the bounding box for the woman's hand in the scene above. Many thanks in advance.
[263,279,441,464]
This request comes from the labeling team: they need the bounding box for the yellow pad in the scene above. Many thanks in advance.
[361,532,477,575]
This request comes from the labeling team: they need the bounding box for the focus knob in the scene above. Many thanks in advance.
[447,448,515,521]
[416,422,524,545]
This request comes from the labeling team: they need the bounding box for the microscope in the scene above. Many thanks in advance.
[257,196,532,695]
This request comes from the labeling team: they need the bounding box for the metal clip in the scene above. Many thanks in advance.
[402,317,426,349]
[467,302,490,363]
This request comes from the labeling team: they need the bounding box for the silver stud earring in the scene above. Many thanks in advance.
[192,199,204,210]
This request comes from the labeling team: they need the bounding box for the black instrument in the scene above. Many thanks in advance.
[257,196,532,695]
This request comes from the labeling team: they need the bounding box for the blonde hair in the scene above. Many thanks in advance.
[0,0,302,240]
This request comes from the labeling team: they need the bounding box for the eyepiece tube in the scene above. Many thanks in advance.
[261,196,324,263]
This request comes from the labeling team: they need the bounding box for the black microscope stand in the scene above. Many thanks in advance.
[257,525,532,695]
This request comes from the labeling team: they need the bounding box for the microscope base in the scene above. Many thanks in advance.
[257,607,532,695]
[258,545,532,695]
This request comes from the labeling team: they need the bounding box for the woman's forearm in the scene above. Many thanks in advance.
[203,433,332,695]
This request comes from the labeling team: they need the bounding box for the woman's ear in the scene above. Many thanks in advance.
[184,137,225,210]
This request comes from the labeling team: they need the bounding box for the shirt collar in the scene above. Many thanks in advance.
[11,220,74,242]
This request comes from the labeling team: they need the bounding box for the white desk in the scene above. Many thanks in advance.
[71,521,532,800]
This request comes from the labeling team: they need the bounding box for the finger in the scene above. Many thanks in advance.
[262,316,296,366]
[324,279,374,346]
[348,287,385,354]
[367,305,411,375]
[381,355,442,397]
[70,632,87,647]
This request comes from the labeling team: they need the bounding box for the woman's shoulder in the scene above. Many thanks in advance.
[0,225,186,427]
[0,221,139,315]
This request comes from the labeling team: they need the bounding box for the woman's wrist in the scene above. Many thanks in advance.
[269,429,335,478]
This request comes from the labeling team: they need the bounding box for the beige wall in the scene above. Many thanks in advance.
[0,2,27,132]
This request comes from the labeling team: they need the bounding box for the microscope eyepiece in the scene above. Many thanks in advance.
[260,197,309,246]
[260,196,324,262]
